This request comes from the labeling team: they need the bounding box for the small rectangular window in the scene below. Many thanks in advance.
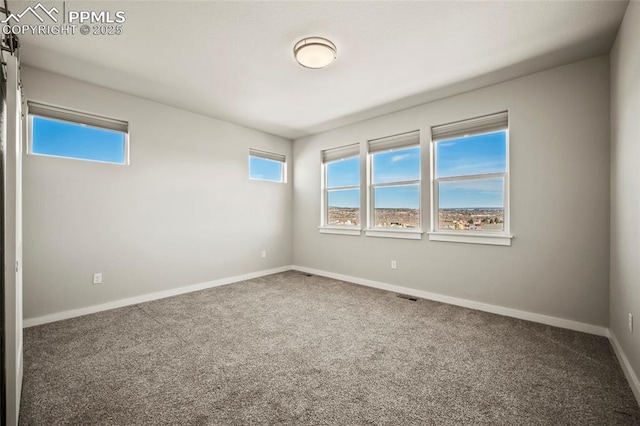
[321,144,360,228]
[28,101,128,165]
[368,131,421,230]
[249,148,286,182]
[431,111,510,245]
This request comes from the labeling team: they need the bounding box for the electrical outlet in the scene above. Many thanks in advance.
[261,250,267,259]
[92,273,102,285]
[391,260,397,270]
[629,313,633,333]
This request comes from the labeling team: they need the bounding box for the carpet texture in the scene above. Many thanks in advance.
[20,271,640,425]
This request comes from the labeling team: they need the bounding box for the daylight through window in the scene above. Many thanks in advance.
[432,111,508,234]
[368,131,421,229]
[249,149,286,183]
[28,101,129,165]
[322,144,360,227]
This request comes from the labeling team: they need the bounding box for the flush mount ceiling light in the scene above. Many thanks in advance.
[294,37,337,69]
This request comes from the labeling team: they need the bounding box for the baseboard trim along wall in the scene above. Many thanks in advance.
[22,265,291,328]
[291,265,640,405]
[291,265,609,337]
[609,330,640,404]
[22,264,639,405]
[26,264,612,335]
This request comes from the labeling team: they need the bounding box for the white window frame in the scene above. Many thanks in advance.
[429,111,512,246]
[319,144,362,235]
[249,148,287,183]
[27,101,130,165]
[366,131,422,240]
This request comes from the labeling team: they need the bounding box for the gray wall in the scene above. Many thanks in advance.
[610,1,640,383]
[293,56,610,327]
[22,67,293,320]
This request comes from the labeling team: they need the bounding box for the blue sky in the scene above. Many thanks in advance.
[436,131,506,208]
[34,116,505,208]
[32,116,126,164]
[327,131,506,209]
[250,157,283,181]
[436,131,506,178]
[371,147,420,208]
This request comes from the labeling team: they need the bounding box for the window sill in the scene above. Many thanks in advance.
[428,231,513,246]
[318,226,362,236]
[365,228,423,240]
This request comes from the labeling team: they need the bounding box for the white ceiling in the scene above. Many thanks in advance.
[15,1,628,139]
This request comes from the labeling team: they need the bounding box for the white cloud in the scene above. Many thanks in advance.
[391,154,411,163]
[438,159,505,177]
[443,179,503,193]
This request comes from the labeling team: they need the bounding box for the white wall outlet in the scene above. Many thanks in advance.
[261,250,267,259]
[629,313,633,333]
[92,273,102,285]
[391,260,397,270]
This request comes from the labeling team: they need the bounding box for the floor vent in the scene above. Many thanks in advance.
[397,294,418,301]
[300,272,313,277]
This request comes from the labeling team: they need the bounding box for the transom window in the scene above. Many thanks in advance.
[28,101,129,165]
[430,111,511,245]
[249,149,286,183]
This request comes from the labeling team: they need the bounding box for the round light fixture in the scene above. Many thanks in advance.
[294,37,337,69]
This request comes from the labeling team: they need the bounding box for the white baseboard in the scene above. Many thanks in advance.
[23,263,637,407]
[291,265,609,337]
[22,263,637,405]
[23,265,292,328]
[609,330,640,405]
[26,263,611,338]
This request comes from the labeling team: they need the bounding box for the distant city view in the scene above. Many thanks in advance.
[328,207,419,228]
[374,208,419,228]
[439,208,504,231]
[327,207,360,226]
[325,131,507,231]
[327,206,503,231]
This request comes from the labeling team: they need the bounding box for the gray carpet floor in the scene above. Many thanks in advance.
[20,271,640,425]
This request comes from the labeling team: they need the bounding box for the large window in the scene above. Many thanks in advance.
[431,111,510,245]
[321,144,360,231]
[28,101,129,165]
[249,148,286,183]
[368,131,421,233]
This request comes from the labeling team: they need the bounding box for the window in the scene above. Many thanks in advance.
[249,149,286,183]
[320,144,360,234]
[367,131,421,239]
[28,101,128,165]
[430,111,511,246]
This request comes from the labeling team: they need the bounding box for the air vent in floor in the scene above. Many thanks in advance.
[397,294,417,301]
